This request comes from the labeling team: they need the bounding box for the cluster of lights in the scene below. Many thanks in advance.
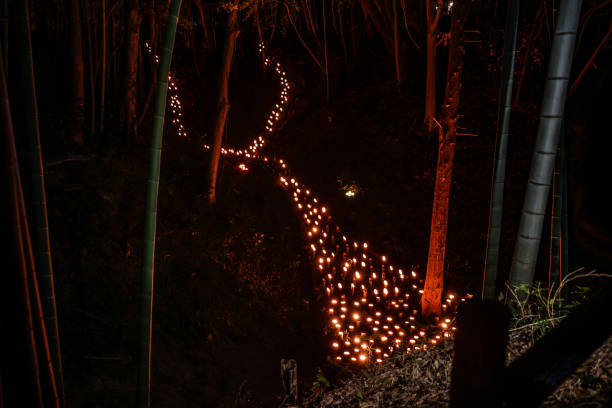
[144,42,187,137]
[277,171,465,363]
[159,40,468,364]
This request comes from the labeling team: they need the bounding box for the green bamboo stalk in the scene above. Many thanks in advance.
[138,1,182,406]
[482,0,520,300]
[510,0,583,290]
[16,164,61,408]
[549,120,566,292]
[1,44,43,408]
[13,0,65,403]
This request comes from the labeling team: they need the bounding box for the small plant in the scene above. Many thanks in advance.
[506,268,612,344]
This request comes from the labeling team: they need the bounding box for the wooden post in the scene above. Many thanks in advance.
[450,300,508,408]
[504,281,612,407]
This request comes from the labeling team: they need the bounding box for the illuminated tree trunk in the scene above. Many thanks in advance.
[14,0,65,403]
[124,0,142,137]
[424,0,441,136]
[138,1,182,407]
[482,0,520,300]
[70,0,85,145]
[207,2,240,205]
[422,0,467,318]
[510,0,583,291]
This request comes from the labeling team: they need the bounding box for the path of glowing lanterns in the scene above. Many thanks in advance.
[157,42,468,364]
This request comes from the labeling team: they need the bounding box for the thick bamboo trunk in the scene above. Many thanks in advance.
[14,0,65,402]
[70,0,85,145]
[510,0,583,290]
[124,0,141,137]
[422,0,467,318]
[207,3,240,205]
[482,0,520,300]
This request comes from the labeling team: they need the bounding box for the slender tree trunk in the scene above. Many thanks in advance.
[207,2,240,205]
[568,17,612,97]
[337,1,349,68]
[560,130,569,296]
[3,0,7,76]
[17,176,60,408]
[70,0,85,145]
[350,2,358,63]
[124,0,142,137]
[195,0,213,49]
[482,0,520,300]
[1,44,43,408]
[85,1,96,139]
[422,0,468,318]
[285,3,324,72]
[392,0,400,86]
[510,0,583,291]
[138,1,182,407]
[14,0,65,404]
[550,121,569,293]
[424,1,440,136]
[100,0,106,134]
[358,0,393,54]
[513,0,545,109]
[254,3,266,65]
[322,0,329,101]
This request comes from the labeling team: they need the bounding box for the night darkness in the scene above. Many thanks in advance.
[2,0,612,407]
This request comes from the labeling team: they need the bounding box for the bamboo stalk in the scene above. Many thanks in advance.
[482,0,520,300]
[16,171,61,408]
[1,45,44,408]
[138,1,182,406]
[13,0,65,403]
[510,0,583,290]
[549,121,565,294]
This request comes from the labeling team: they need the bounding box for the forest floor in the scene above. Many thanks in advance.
[303,325,612,407]
[45,45,610,407]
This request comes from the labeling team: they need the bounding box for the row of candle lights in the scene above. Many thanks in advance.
[155,40,467,364]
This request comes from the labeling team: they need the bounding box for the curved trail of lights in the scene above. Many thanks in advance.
[153,42,469,364]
